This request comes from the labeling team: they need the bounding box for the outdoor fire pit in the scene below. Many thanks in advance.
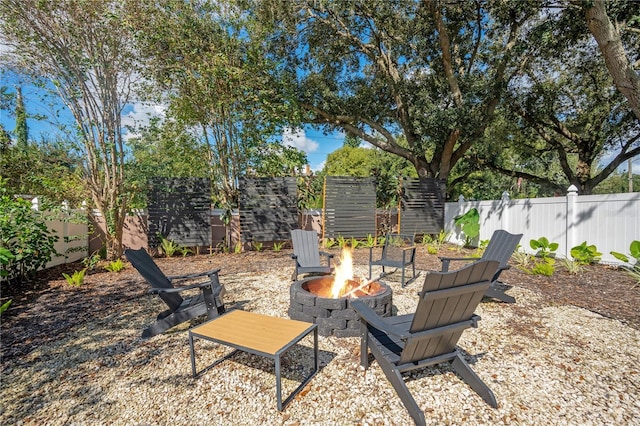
[288,249,393,337]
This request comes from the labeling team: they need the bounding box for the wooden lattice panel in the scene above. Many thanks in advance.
[238,177,298,242]
[147,177,212,247]
[398,178,445,235]
[323,176,376,239]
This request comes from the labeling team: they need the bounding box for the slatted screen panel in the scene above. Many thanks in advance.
[147,177,212,247]
[398,178,445,235]
[238,177,299,242]
[323,176,376,239]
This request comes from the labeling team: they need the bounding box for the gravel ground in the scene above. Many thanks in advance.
[1,249,639,425]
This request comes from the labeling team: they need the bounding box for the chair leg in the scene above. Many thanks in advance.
[484,283,516,304]
[359,322,369,369]
[379,363,426,426]
[451,353,498,408]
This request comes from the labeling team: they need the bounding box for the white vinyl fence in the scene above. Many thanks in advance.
[31,199,89,268]
[444,186,640,265]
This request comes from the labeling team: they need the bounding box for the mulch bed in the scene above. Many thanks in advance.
[1,245,638,365]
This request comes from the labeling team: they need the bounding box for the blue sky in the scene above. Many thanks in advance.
[0,80,345,172]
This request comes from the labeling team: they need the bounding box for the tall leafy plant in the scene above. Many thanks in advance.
[454,208,480,248]
[0,180,58,283]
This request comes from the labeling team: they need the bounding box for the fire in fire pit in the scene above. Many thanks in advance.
[289,248,393,337]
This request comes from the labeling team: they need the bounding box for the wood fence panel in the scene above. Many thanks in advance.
[147,177,212,247]
[323,176,376,239]
[238,177,298,242]
[398,178,445,235]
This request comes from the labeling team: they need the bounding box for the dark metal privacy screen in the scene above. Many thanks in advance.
[398,178,445,235]
[323,176,376,239]
[147,177,212,247]
[238,177,298,242]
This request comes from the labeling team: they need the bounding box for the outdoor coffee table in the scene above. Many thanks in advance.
[189,309,318,411]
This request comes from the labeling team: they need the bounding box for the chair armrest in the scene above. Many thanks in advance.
[438,256,479,272]
[168,268,221,282]
[351,300,411,340]
[148,280,224,297]
[319,251,334,259]
[438,256,479,262]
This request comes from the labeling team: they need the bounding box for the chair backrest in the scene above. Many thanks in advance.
[381,233,416,263]
[480,230,523,269]
[291,230,321,267]
[124,248,183,311]
[399,260,499,365]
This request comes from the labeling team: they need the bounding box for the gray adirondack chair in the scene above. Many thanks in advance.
[369,233,418,287]
[439,229,523,303]
[125,248,226,338]
[352,260,500,426]
[290,230,334,281]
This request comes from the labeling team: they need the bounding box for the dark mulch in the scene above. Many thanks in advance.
[1,246,638,365]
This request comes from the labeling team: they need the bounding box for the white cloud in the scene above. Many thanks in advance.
[282,127,319,154]
[311,160,325,173]
[121,102,167,141]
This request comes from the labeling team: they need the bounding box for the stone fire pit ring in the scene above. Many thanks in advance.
[288,276,393,337]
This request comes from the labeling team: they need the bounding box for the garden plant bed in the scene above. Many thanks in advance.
[1,245,639,425]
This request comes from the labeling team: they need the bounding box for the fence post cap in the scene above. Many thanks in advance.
[501,191,510,201]
[567,185,578,194]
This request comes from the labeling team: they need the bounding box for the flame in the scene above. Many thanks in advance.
[331,248,354,298]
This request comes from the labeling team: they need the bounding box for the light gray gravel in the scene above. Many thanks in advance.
[2,265,639,425]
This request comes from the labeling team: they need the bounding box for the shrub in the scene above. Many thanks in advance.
[571,241,602,265]
[530,237,558,258]
[272,241,285,252]
[62,268,86,286]
[252,242,263,252]
[453,208,480,248]
[158,235,180,257]
[105,259,125,273]
[0,182,59,283]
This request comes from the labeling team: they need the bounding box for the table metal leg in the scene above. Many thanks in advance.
[275,354,283,411]
[189,332,197,377]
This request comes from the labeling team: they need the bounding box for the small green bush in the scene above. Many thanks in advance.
[454,208,480,248]
[0,181,59,282]
[530,237,558,258]
[62,268,87,286]
[571,241,602,265]
[252,242,263,252]
[272,241,285,252]
[105,259,124,273]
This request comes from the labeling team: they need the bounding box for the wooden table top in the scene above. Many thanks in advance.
[190,310,315,356]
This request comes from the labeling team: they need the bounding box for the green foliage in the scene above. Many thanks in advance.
[610,240,640,265]
[82,253,102,270]
[336,235,347,249]
[559,258,582,275]
[571,241,602,265]
[323,238,336,249]
[252,242,263,252]
[323,146,416,208]
[453,208,480,248]
[272,241,285,252]
[0,180,58,282]
[0,299,11,315]
[62,268,86,286]
[158,235,182,257]
[349,237,360,249]
[475,239,490,257]
[234,242,242,254]
[611,241,640,288]
[0,247,16,278]
[104,259,124,273]
[528,258,556,276]
[512,250,533,270]
[530,237,559,258]
[363,234,377,248]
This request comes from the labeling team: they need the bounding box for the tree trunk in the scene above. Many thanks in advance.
[579,0,640,121]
